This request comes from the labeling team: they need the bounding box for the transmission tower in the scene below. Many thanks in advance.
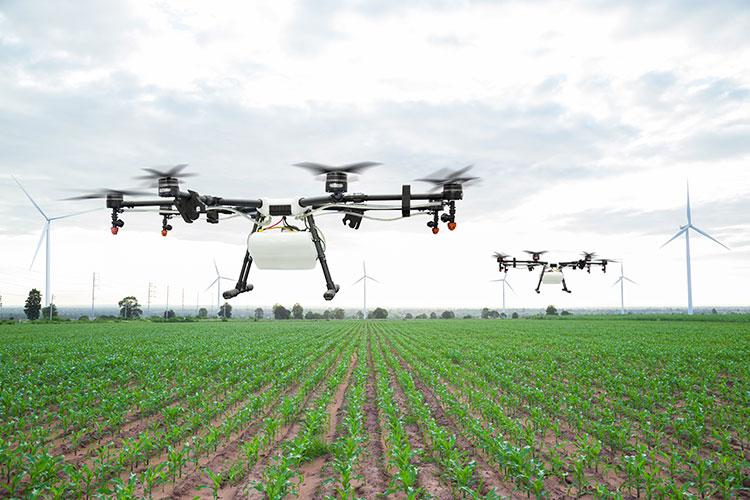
[147,283,156,316]
[90,272,99,320]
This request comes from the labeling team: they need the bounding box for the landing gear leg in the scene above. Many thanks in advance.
[224,224,257,299]
[306,214,339,300]
[535,265,546,294]
[561,277,572,293]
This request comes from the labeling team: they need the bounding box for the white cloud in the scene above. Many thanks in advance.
[0,0,748,312]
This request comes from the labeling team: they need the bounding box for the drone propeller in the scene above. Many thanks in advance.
[493,252,511,260]
[416,165,480,192]
[63,188,151,200]
[293,162,381,176]
[134,164,196,181]
[294,161,381,194]
[581,251,598,261]
[523,250,548,256]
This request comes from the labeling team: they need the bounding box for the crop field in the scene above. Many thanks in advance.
[1,318,749,500]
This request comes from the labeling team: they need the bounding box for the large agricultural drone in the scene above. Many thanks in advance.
[493,250,615,294]
[71,163,477,301]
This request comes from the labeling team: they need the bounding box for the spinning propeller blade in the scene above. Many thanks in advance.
[293,162,381,175]
[63,188,150,200]
[416,165,480,192]
[135,164,196,180]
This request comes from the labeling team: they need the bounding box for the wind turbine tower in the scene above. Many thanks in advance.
[489,276,514,316]
[206,259,233,317]
[661,182,729,315]
[353,261,380,319]
[13,176,100,307]
[612,262,637,315]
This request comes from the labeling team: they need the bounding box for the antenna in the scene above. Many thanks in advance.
[661,181,729,314]
[489,277,515,316]
[12,176,101,307]
[611,261,637,315]
[353,260,380,319]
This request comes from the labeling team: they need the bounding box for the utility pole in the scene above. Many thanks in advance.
[196,291,199,315]
[147,283,156,317]
[49,294,55,320]
[181,288,185,317]
[90,272,99,320]
[165,286,170,319]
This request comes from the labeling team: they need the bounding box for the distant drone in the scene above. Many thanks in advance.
[492,250,615,293]
[69,163,478,301]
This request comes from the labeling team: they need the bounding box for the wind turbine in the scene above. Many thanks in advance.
[13,176,101,307]
[353,261,380,319]
[205,259,233,317]
[661,182,729,315]
[611,261,637,315]
[489,276,515,316]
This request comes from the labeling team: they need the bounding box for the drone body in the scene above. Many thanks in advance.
[72,163,476,301]
[493,251,615,293]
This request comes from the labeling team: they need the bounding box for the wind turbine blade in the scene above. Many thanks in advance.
[660,227,688,248]
[366,276,381,283]
[219,277,234,282]
[30,223,47,270]
[213,258,220,276]
[352,276,365,285]
[690,225,730,251]
[505,281,516,294]
[624,277,638,285]
[12,176,48,220]
[363,261,366,276]
[612,277,623,287]
[205,277,219,292]
[49,207,104,220]
[686,180,692,225]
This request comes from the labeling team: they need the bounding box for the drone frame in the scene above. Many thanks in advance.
[102,165,468,301]
[494,251,612,294]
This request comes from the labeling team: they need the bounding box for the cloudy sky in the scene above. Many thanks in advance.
[1,0,748,313]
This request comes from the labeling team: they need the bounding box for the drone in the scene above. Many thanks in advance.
[69,163,478,301]
[492,250,615,294]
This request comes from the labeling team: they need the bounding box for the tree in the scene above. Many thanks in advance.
[481,307,490,319]
[219,302,232,319]
[321,310,331,320]
[305,311,317,320]
[370,307,388,319]
[500,312,507,319]
[42,303,59,320]
[24,289,42,320]
[404,312,413,319]
[441,310,455,319]
[488,310,500,319]
[711,308,718,314]
[119,296,142,319]
[198,307,208,318]
[254,307,264,320]
[429,312,437,320]
[273,303,290,320]
[333,308,345,320]
[561,310,572,316]
[415,313,427,319]
[545,305,558,316]
[354,310,364,320]
[164,309,176,319]
[512,312,519,319]
[292,303,303,320]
